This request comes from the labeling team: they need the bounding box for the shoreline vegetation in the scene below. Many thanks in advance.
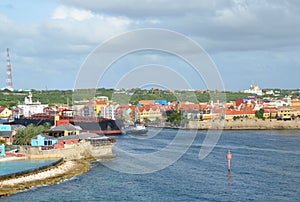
[0,158,91,197]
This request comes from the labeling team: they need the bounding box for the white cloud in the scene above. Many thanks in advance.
[1,0,300,89]
[52,5,94,21]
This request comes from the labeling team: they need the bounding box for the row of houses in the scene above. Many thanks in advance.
[3,92,300,124]
[75,97,300,122]
[0,118,114,147]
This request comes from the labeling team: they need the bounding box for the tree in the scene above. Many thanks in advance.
[255,108,265,119]
[13,123,51,145]
[143,118,151,125]
[166,110,182,125]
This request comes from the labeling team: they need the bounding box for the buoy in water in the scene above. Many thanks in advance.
[226,150,232,172]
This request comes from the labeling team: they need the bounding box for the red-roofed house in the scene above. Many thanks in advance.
[225,109,256,120]
[138,105,162,122]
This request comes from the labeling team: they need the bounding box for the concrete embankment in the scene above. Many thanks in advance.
[19,143,114,160]
[0,159,90,196]
[188,119,300,130]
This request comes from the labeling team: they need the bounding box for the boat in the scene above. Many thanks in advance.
[123,123,148,135]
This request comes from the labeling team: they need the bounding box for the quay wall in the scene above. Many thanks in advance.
[188,119,300,130]
[19,143,114,160]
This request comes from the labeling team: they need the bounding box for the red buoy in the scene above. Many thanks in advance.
[226,150,232,172]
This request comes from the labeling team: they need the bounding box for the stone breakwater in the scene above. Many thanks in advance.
[0,159,90,196]
[188,119,300,130]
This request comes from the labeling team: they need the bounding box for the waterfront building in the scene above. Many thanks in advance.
[54,132,112,149]
[54,135,79,149]
[94,100,109,117]
[100,105,117,120]
[0,125,12,145]
[0,144,5,156]
[31,134,58,147]
[263,108,278,118]
[224,109,256,120]
[277,106,300,120]
[115,104,139,122]
[48,124,80,137]
[138,105,162,122]
[0,124,25,145]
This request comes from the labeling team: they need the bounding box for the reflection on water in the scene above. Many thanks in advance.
[227,171,233,185]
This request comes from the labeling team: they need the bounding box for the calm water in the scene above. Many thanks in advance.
[2,129,300,201]
[0,159,59,176]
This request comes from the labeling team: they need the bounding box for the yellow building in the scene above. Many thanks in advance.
[277,107,298,120]
[263,108,278,118]
[48,124,80,137]
[138,106,162,122]
[94,100,109,117]
[0,107,12,118]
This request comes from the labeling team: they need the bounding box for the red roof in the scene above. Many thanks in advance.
[225,110,256,116]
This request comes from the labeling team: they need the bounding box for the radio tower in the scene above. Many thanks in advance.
[6,48,13,91]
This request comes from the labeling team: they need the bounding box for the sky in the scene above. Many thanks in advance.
[0,0,300,91]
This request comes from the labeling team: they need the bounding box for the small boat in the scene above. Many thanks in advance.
[123,124,148,135]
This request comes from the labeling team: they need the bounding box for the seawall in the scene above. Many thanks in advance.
[19,142,114,160]
[188,119,300,130]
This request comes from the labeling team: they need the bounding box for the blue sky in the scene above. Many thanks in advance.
[0,0,300,91]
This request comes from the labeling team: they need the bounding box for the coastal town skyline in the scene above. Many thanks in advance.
[1,0,300,91]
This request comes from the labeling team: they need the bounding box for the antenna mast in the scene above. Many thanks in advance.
[6,48,13,90]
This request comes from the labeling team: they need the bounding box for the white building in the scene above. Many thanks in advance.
[16,92,48,117]
[100,105,117,120]
[243,84,263,96]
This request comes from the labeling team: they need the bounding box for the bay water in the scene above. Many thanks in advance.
[2,129,300,201]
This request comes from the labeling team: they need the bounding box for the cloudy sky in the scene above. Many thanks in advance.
[0,0,300,91]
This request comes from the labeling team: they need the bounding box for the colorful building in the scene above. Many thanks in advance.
[277,107,298,120]
[138,105,162,122]
[0,107,12,118]
[225,110,256,120]
[0,125,12,145]
[31,134,58,147]
[48,124,80,137]
[0,144,5,156]
[54,135,79,149]
[94,100,109,117]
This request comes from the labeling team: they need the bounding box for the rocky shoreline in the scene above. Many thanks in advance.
[0,159,91,197]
